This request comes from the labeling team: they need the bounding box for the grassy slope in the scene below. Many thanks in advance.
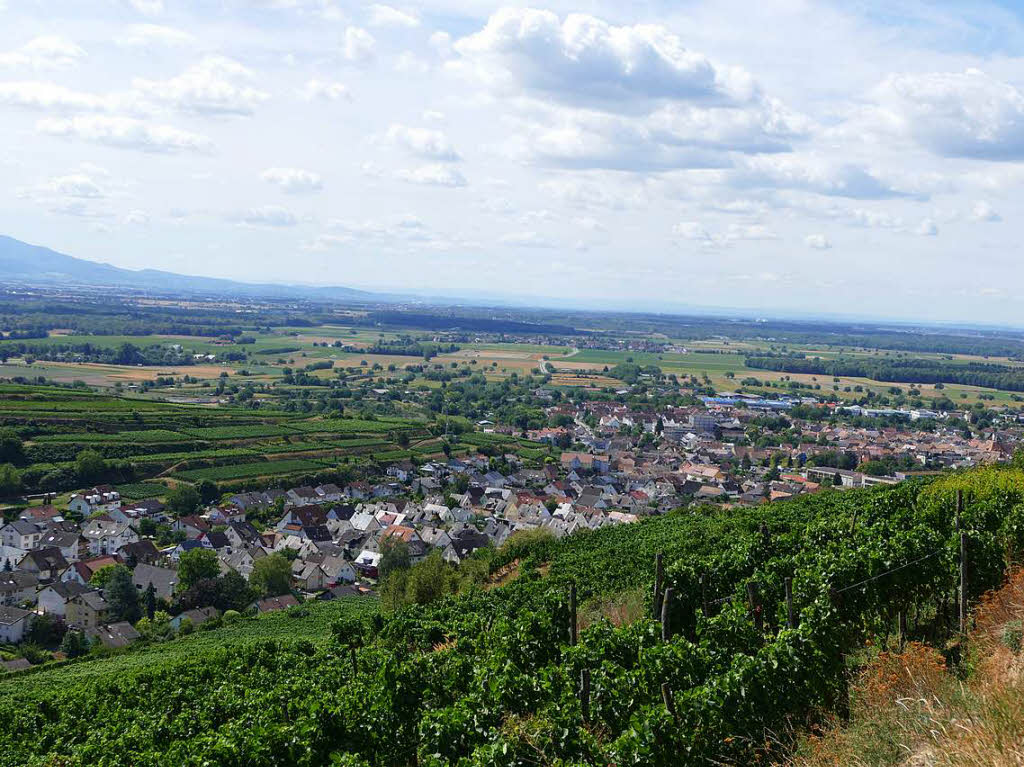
[794,568,1024,767]
[0,597,377,696]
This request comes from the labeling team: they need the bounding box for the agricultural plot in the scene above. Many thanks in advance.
[115,482,169,500]
[33,429,187,444]
[173,459,328,482]
[182,424,299,440]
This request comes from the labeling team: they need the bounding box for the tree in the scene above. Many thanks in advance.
[251,553,292,597]
[89,564,121,590]
[378,538,410,582]
[0,428,24,465]
[167,484,202,517]
[0,464,21,499]
[143,583,157,620]
[104,565,142,623]
[59,630,90,658]
[177,548,220,590]
[196,479,220,505]
[217,570,256,611]
[25,613,65,647]
[75,449,107,482]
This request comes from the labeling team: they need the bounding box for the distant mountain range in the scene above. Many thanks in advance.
[0,235,381,301]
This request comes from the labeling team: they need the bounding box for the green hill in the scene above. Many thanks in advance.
[2,467,1022,766]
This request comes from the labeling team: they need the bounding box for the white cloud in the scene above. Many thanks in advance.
[128,0,164,15]
[0,36,85,70]
[673,220,775,247]
[38,174,106,199]
[132,56,269,116]
[429,31,453,59]
[849,209,905,229]
[124,210,150,226]
[971,200,1001,222]
[386,124,461,161]
[261,167,323,193]
[367,4,418,28]
[0,81,115,112]
[343,27,376,63]
[299,79,350,101]
[502,231,557,248]
[117,24,196,48]
[540,176,646,210]
[395,164,466,187]
[673,221,712,242]
[875,70,1024,160]
[915,218,939,236]
[455,8,758,110]
[37,115,214,154]
[237,205,298,227]
[735,155,913,199]
[804,233,831,249]
[507,100,804,171]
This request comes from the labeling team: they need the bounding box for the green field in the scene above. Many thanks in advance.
[173,458,329,482]
[0,596,377,694]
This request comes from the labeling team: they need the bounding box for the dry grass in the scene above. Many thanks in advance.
[793,569,1024,767]
[578,587,647,631]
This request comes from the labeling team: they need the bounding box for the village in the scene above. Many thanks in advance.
[1,386,1020,671]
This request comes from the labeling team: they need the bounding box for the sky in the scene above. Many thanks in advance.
[1,1,1024,323]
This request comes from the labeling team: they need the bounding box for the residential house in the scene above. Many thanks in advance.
[37,529,86,563]
[132,563,179,601]
[82,516,139,557]
[318,555,355,585]
[442,529,491,564]
[68,485,121,515]
[292,561,328,591]
[0,572,39,607]
[173,515,210,539]
[316,484,344,502]
[61,555,121,585]
[18,505,63,524]
[37,581,92,617]
[0,606,33,643]
[219,545,266,581]
[0,520,43,554]
[286,486,320,506]
[88,621,141,649]
[170,607,219,630]
[117,539,161,566]
[66,591,110,630]
[252,594,299,613]
[224,520,262,549]
[16,547,68,582]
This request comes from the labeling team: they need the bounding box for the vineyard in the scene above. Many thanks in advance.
[173,459,331,482]
[1,467,1022,765]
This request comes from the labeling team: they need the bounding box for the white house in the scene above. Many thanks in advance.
[37,581,92,617]
[68,486,121,516]
[0,520,42,554]
[0,605,33,643]
[81,517,139,557]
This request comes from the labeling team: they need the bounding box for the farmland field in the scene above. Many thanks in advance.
[173,459,329,482]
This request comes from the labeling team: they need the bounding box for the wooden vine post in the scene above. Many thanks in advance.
[580,669,591,723]
[747,582,763,634]
[661,587,674,641]
[699,572,709,617]
[661,683,678,722]
[959,531,968,636]
[898,610,907,651]
[653,553,664,620]
[568,582,577,646]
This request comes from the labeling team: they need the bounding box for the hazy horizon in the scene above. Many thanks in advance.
[2,1,1023,323]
